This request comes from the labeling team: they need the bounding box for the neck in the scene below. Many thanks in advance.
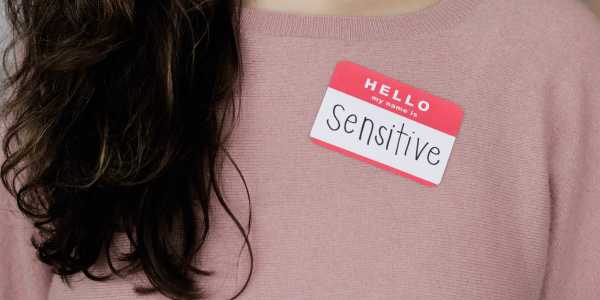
[242,0,442,16]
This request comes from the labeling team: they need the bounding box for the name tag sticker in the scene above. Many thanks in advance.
[309,60,464,187]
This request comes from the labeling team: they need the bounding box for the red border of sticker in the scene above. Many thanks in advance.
[310,137,436,187]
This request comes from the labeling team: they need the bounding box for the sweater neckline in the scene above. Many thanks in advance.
[239,0,481,40]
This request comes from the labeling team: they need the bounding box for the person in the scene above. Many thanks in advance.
[1,0,599,299]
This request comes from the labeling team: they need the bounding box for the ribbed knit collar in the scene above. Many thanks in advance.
[239,0,482,40]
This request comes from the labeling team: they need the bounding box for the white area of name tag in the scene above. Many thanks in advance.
[310,87,455,185]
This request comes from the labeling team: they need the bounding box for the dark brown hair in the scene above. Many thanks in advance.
[0,0,253,299]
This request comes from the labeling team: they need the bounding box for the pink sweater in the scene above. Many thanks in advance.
[2,0,600,299]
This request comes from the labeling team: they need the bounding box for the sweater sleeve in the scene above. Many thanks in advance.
[539,18,600,299]
[0,130,54,299]
[0,189,54,300]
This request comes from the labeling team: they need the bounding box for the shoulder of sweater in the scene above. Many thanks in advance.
[470,0,600,69]
[482,0,600,33]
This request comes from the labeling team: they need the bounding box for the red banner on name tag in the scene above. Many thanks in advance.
[329,60,463,137]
